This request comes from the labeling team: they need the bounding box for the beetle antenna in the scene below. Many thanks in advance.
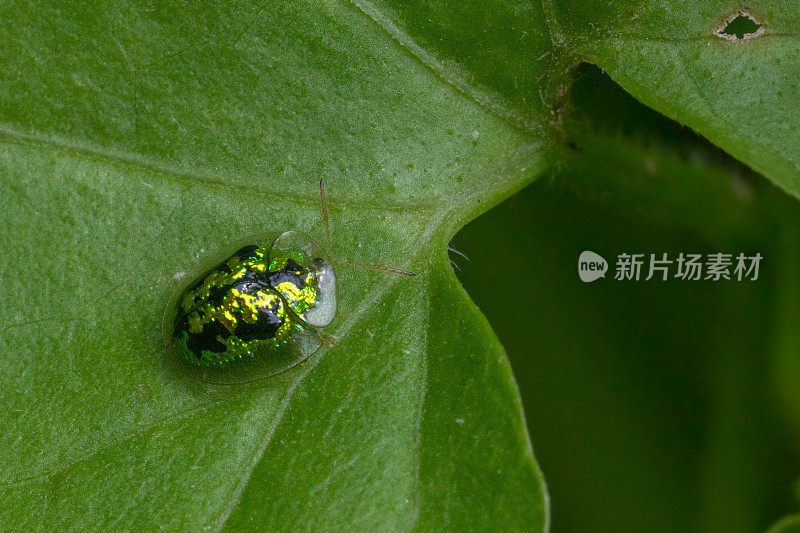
[319,178,333,261]
[331,261,415,276]
[319,179,414,277]
[447,245,470,262]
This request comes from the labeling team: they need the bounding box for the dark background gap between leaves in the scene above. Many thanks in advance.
[453,65,800,533]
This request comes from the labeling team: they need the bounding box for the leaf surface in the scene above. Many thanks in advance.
[4,0,800,529]
[0,0,550,529]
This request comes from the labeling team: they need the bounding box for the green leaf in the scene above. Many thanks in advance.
[769,516,800,533]
[5,0,800,529]
[0,0,550,529]
[455,60,800,533]
[566,1,800,199]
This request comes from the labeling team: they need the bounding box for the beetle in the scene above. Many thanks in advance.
[168,179,413,383]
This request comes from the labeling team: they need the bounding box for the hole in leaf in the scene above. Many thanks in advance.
[715,11,764,41]
[723,14,760,38]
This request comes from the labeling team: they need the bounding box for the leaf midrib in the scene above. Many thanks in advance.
[347,0,550,135]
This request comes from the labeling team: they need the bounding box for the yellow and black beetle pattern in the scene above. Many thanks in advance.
[172,238,333,367]
[169,179,412,376]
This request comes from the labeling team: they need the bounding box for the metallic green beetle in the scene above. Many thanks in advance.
[169,179,412,381]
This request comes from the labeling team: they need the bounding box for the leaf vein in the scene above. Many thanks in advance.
[0,396,248,489]
[345,0,543,135]
[0,123,436,213]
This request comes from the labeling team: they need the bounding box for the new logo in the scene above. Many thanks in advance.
[578,251,608,282]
